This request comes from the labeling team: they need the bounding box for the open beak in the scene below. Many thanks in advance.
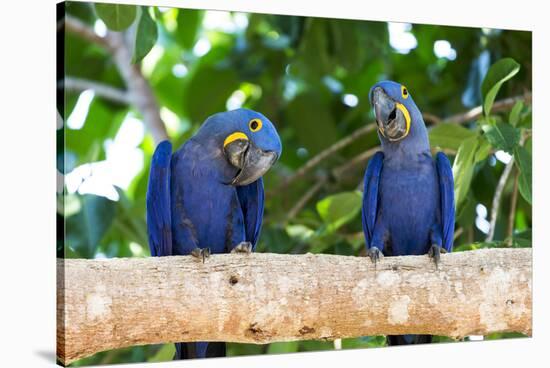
[224,137,278,186]
[371,87,410,142]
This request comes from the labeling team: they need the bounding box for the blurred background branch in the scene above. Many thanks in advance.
[63,76,130,104]
[64,14,168,144]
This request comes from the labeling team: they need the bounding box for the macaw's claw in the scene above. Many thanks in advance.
[428,244,446,267]
[365,247,384,264]
[231,241,253,254]
[191,247,211,263]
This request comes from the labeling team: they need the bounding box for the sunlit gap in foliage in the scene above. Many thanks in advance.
[193,37,211,57]
[475,203,490,234]
[283,78,300,101]
[203,11,248,33]
[296,147,309,159]
[160,107,189,137]
[172,63,188,78]
[495,150,512,164]
[67,90,95,130]
[342,94,359,107]
[388,22,417,54]
[462,50,490,107]
[93,19,107,37]
[433,40,457,61]
[323,76,343,94]
[65,114,145,201]
[129,242,146,257]
[226,90,247,110]
[141,44,164,78]
[226,83,262,111]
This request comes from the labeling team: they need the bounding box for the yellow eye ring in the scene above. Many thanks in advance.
[401,85,409,99]
[249,118,263,132]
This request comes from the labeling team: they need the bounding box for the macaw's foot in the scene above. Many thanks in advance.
[364,247,384,264]
[191,247,211,263]
[231,241,253,254]
[428,244,446,267]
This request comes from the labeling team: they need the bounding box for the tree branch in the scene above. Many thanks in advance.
[63,76,131,104]
[507,168,520,242]
[331,146,380,179]
[63,15,110,49]
[486,157,515,242]
[286,178,327,221]
[64,15,169,144]
[275,92,531,194]
[57,248,531,364]
[278,124,377,190]
[443,92,531,125]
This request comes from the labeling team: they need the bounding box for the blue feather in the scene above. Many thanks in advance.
[146,109,281,359]
[146,140,173,257]
[362,81,456,345]
[236,177,265,249]
[361,151,384,248]
[436,152,455,252]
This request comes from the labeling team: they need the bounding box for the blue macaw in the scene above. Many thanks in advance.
[146,108,282,359]
[361,81,455,345]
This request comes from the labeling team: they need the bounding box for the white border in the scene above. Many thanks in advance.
[1,1,548,367]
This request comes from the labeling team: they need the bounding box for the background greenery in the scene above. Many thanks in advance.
[58,1,532,365]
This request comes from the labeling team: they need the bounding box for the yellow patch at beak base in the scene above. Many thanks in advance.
[224,132,249,147]
[395,103,411,138]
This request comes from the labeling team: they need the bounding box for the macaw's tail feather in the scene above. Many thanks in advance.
[387,334,432,345]
[174,342,226,359]
[146,140,173,257]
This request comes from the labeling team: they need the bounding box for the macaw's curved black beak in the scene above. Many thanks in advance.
[224,138,278,186]
[371,87,410,142]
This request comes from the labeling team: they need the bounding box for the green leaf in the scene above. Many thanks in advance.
[184,64,239,122]
[509,101,524,126]
[481,58,520,116]
[285,224,315,242]
[148,344,175,362]
[429,124,477,151]
[267,342,300,354]
[175,9,203,49]
[452,136,478,207]
[132,7,158,63]
[474,136,492,163]
[293,19,332,79]
[94,3,137,31]
[286,91,339,154]
[519,109,532,128]
[66,194,116,258]
[316,191,362,231]
[510,229,532,248]
[482,122,521,153]
[65,100,126,167]
[514,146,532,204]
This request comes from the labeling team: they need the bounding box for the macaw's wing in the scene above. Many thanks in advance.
[361,151,384,247]
[435,151,455,252]
[146,140,173,257]
[236,177,265,250]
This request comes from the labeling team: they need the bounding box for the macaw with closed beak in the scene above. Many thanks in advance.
[146,108,282,358]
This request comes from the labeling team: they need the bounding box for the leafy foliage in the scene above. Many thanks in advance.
[94,3,137,31]
[481,58,520,116]
[132,7,158,63]
[59,1,532,364]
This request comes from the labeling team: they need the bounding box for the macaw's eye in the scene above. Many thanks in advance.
[401,86,409,99]
[249,118,263,132]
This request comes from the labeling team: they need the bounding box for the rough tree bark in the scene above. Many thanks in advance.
[57,248,531,364]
